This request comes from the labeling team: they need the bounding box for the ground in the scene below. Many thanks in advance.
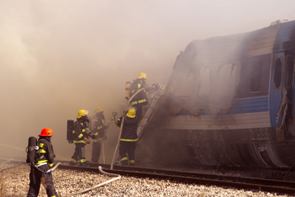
[0,163,290,197]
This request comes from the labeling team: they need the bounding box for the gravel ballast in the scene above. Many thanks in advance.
[0,163,290,197]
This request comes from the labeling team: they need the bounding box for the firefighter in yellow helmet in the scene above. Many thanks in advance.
[116,107,140,165]
[71,109,91,164]
[128,72,148,119]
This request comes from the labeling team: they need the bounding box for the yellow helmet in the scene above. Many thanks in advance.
[126,107,136,118]
[77,109,88,118]
[138,72,147,80]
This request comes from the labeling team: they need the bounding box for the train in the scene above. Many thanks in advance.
[137,20,295,169]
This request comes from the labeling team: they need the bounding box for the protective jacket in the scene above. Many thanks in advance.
[116,114,140,142]
[73,116,91,144]
[35,137,55,167]
[129,79,148,106]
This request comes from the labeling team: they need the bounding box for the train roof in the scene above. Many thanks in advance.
[173,20,295,70]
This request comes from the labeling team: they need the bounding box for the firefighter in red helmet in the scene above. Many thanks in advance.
[27,128,58,197]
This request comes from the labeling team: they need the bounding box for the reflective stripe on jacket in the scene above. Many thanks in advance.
[73,140,87,144]
[120,138,138,142]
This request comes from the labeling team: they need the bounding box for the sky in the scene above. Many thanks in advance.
[0,0,294,160]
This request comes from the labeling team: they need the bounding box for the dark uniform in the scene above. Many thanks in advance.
[91,111,106,163]
[129,78,148,119]
[72,116,91,164]
[116,109,140,165]
[27,136,57,197]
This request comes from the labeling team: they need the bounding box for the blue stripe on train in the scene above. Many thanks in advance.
[230,95,269,113]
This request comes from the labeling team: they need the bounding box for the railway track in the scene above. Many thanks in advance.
[59,161,295,195]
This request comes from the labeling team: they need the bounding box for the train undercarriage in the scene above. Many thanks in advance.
[137,123,295,170]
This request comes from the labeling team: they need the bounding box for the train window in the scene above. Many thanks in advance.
[250,62,263,91]
[237,54,271,97]
[274,59,282,88]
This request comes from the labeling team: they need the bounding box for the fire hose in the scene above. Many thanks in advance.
[72,166,121,196]
[110,116,125,170]
[46,162,61,173]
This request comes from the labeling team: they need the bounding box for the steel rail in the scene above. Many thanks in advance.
[58,162,295,195]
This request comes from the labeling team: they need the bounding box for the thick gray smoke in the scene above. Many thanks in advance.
[168,34,246,114]
[0,0,294,160]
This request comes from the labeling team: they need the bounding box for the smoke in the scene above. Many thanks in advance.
[168,34,245,114]
[0,0,294,160]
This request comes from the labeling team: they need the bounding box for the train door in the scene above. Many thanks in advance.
[286,26,295,138]
[270,52,295,140]
[286,54,295,137]
[270,52,286,140]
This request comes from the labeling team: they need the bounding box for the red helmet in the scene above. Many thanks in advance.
[39,128,54,137]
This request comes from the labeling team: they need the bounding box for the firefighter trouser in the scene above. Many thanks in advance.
[27,164,57,197]
[91,140,101,163]
[72,143,86,163]
[119,141,136,164]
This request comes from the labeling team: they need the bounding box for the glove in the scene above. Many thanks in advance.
[48,163,54,168]
[78,133,84,139]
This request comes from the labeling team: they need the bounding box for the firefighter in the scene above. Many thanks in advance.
[27,128,58,197]
[91,107,107,163]
[71,109,91,164]
[129,72,148,119]
[116,107,140,165]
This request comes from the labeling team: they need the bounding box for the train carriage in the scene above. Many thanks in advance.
[139,20,295,169]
